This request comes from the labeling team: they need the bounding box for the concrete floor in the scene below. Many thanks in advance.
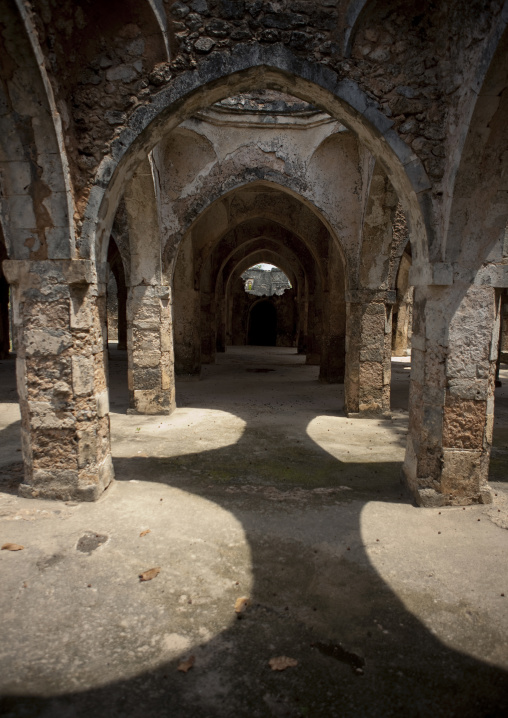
[0,346,507,717]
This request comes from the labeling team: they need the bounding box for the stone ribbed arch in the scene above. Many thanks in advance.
[203,219,322,294]
[187,185,334,289]
[173,208,324,375]
[218,242,306,353]
[84,45,432,274]
[171,185,336,376]
[152,123,361,279]
[0,0,75,260]
[222,245,302,296]
[222,249,302,353]
[196,210,328,368]
[161,177,343,285]
[357,162,399,291]
[444,25,508,276]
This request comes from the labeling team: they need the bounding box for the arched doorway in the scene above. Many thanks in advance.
[248,300,277,346]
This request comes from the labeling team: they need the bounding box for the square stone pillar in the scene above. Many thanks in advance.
[393,287,414,357]
[127,284,175,414]
[344,290,394,416]
[3,259,114,501]
[403,284,498,506]
[305,293,322,365]
[319,333,346,383]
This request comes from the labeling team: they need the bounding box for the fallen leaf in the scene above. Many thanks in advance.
[139,529,151,537]
[234,596,250,614]
[139,567,160,582]
[1,543,24,551]
[177,655,195,673]
[269,656,298,671]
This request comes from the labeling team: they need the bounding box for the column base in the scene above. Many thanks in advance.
[411,485,493,508]
[18,455,115,502]
[306,353,320,365]
[128,389,175,415]
[401,465,494,507]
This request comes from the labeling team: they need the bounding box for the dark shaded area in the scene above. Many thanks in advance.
[248,300,277,346]
[76,532,108,554]
[1,353,508,717]
[0,228,11,359]
[107,236,127,351]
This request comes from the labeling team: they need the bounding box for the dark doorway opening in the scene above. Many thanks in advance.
[248,300,277,346]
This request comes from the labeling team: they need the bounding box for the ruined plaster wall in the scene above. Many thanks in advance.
[4,1,508,509]
[19,0,503,257]
[152,119,361,283]
[3,259,114,500]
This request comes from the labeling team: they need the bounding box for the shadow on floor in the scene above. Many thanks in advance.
[1,348,508,717]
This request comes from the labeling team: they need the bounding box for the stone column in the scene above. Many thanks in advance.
[319,243,347,383]
[296,283,306,354]
[500,293,508,362]
[216,291,226,354]
[125,158,175,413]
[117,281,127,351]
[320,284,346,382]
[0,267,10,359]
[127,284,175,414]
[344,290,394,416]
[320,333,346,382]
[200,290,215,364]
[306,292,321,365]
[393,286,414,357]
[403,283,498,507]
[3,259,114,501]
[173,236,201,377]
[109,259,127,352]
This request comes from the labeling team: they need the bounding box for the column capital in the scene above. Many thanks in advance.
[2,259,97,287]
[346,289,396,304]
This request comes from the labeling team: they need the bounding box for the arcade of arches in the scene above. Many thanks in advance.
[1,0,508,512]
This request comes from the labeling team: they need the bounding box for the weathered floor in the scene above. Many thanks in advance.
[0,346,507,718]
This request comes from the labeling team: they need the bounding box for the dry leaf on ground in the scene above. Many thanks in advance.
[234,596,250,614]
[177,655,195,673]
[139,567,160,582]
[1,543,24,551]
[139,529,151,537]
[269,656,298,671]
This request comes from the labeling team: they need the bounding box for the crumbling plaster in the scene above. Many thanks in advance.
[1,1,508,506]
